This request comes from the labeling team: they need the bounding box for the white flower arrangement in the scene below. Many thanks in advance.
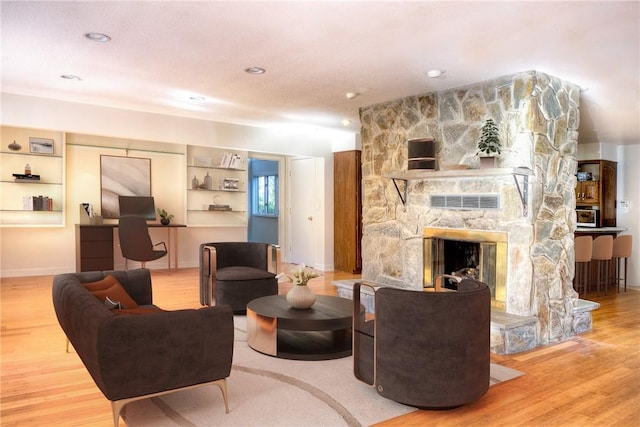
[277,264,320,286]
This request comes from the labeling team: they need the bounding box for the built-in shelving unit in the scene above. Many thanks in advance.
[186,146,248,226]
[1,127,65,227]
[386,167,533,216]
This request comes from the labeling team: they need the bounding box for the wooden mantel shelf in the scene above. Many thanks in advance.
[385,167,533,216]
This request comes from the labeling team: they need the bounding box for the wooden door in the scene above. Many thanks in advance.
[334,151,362,274]
[601,160,617,227]
[289,158,316,266]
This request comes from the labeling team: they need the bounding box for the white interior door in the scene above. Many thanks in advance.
[289,157,316,266]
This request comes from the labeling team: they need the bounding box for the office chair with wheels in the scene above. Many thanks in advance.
[118,215,167,268]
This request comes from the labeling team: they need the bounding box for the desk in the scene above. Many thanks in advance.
[75,223,186,272]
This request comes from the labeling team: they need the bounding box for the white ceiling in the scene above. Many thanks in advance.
[2,1,639,145]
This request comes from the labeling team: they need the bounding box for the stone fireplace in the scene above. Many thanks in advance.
[354,70,598,351]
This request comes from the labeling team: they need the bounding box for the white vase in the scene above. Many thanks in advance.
[286,285,316,309]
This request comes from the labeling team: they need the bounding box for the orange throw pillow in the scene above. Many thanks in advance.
[83,275,120,292]
[84,275,139,309]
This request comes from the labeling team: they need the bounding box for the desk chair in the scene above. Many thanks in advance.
[118,215,167,268]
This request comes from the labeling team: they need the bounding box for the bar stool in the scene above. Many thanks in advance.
[591,235,613,296]
[612,235,632,293]
[574,235,593,297]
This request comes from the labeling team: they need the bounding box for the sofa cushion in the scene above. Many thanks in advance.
[217,266,276,281]
[84,276,139,309]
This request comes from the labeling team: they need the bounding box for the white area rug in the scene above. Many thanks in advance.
[123,317,523,427]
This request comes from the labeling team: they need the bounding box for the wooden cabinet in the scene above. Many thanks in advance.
[76,225,114,272]
[575,180,599,204]
[334,150,362,274]
[576,160,617,227]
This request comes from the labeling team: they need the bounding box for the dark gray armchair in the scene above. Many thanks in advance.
[200,242,280,314]
[353,277,491,409]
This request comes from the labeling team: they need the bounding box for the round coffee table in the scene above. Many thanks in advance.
[246,295,364,360]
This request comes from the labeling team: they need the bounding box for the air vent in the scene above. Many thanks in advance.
[430,194,500,210]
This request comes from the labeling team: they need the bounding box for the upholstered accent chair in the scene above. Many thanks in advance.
[200,242,280,314]
[353,277,491,409]
[52,269,234,426]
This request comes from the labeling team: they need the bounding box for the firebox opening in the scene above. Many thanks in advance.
[423,227,507,312]
[443,240,480,290]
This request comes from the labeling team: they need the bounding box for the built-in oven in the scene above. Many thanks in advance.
[576,208,598,228]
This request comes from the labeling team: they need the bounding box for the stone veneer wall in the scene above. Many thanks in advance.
[359,70,582,346]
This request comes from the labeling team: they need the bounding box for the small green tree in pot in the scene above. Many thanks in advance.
[477,118,501,168]
[157,208,174,225]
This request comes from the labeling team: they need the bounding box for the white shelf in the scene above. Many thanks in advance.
[1,127,65,227]
[385,167,533,180]
[186,146,248,226]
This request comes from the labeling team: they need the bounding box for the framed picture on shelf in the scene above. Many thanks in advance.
[29,137,54,154]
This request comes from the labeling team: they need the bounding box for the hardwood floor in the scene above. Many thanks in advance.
[1,268,638,426]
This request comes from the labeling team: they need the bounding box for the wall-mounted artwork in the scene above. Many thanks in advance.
[29,137,54,154]
[100,155,151,218]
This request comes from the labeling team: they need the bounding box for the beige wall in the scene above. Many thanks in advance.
[1,94,356,277]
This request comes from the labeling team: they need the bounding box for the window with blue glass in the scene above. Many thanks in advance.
[252,174,278,216]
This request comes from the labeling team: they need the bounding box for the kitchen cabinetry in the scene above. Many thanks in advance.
[1,127,65,227]
[334,150,362,274]
[576,160,617,227]
[575,180,599,204]
[186,145,248,226]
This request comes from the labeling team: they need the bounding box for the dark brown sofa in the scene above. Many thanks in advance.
[353,278,491,409]
[52,269,234,426]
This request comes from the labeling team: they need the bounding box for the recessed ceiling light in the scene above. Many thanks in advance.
[244,66,266,75]
[84,32,111,42]
[341,119,351,126]
[60,74,82,81]
[427,69,445,78]
[345,92,359,100]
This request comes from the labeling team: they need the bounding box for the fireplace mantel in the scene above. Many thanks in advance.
[385,167,533,181]
[386,167,533,215]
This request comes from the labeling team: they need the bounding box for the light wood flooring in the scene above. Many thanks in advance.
[1,268,638,426]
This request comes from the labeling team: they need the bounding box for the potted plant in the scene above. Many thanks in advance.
[157,208,174,225]
[477,118,502,169]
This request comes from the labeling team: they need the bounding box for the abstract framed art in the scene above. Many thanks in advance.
[100,155,151,218]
